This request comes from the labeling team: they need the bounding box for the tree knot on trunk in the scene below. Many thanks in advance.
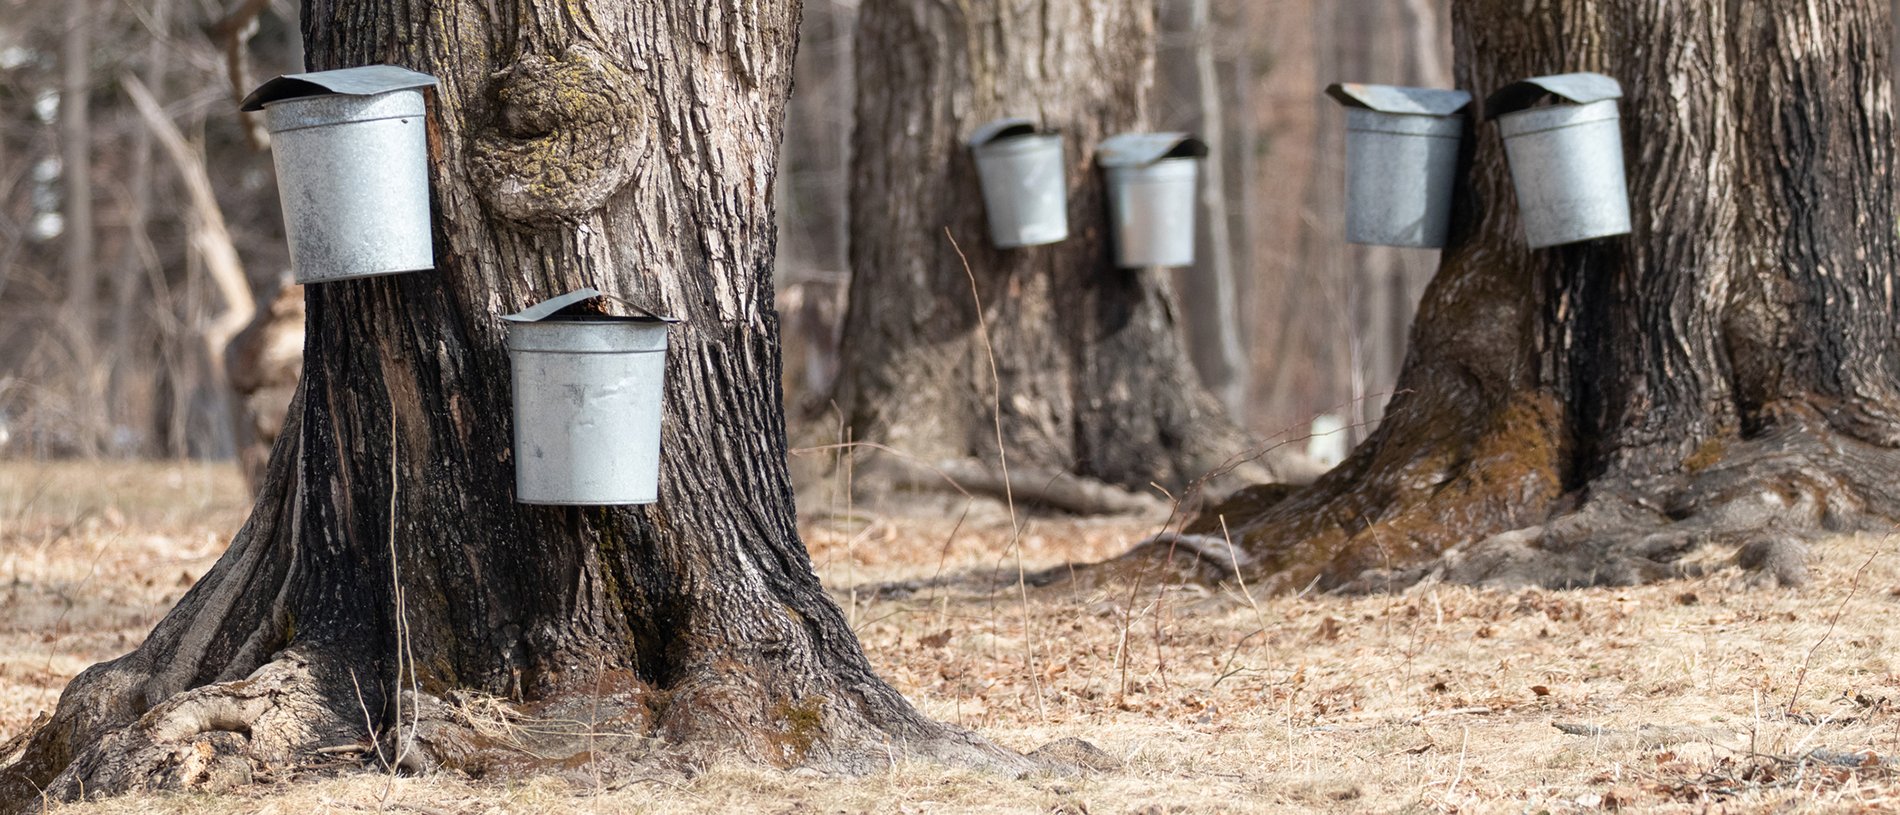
[468,44,649,225]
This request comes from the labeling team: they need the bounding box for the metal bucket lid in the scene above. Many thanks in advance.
[505,287,679,323]
[1484,72,1622,119]
[505,287,679,353]
[1097,132,1208,168]
[1326,83,1471,117]
[968,117,1052,148]
[241,65,439,111]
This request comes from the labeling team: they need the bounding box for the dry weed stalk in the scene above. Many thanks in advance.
[1784,543,1884,715]
[378,409,421,807]
[946,228,1047,723]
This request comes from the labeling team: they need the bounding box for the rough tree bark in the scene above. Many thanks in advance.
[836,0,1306,509]
[1149,0,1900,592]
[0,0,1025,806]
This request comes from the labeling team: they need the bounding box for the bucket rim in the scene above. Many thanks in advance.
[516,496,660,506]
[1496,98,1621,137]
[1104,155,1200,178]
[511,313,677,326]
[1345,109,1466,138]
[972,132,1062,156]
[266,109,427,134]
[504,318,672,354]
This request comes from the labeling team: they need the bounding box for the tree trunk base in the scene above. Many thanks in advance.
[4,419,1038,811]
[1079,420,1896,596]
[24,649,363,801]
[6,641,1035,810]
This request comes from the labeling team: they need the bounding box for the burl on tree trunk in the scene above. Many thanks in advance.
[833,0,1314,514]
[0,0,1028,807]
[1148,0,1900,593]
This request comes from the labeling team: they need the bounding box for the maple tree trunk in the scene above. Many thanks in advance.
[1178,0,1249,419]
[0,0,1023,806]
[834,0,1299,506]
[1160,0,1900,592]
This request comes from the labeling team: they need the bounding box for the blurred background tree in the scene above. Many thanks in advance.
[0,0,301,460]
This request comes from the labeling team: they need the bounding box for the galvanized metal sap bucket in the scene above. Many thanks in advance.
[505,289,679,505]
[1326,83,1471,248]
[968,117,1069,248]
[242,66,439,284]
[1486,72,1631,249]
[1098,132,1208,268]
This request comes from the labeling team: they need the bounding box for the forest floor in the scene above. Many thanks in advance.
[4,460,1900,813]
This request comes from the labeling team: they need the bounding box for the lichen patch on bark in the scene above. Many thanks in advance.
[468,44,649,224]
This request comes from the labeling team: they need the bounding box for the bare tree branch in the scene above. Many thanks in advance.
[208,0,273,150]
[121,74,254,367]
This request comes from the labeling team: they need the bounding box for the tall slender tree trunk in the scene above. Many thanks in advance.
[1243,0,1324,431]
[59,0,99,454]
[1242,0,1450,440]
[1162,0,1900,593]
[837,0,1296,505]
[0,0,1022,805]
[105,0,173,455]
[1181,0,1249,419]
[774,0,855,402]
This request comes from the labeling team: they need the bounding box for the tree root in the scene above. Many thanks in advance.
[870,456,1171,517]
[821,446,1324,520]
[641,655,1036,778]
[1320,425,1894,593]
[1084,422,1900,596]
[30,648,365,802]
[4,644,1046,812]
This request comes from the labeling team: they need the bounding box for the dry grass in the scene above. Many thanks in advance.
[5,461,1900,813]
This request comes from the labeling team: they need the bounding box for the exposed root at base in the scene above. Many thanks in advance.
[37,648,365,801]
[1354,426,1896,593]
[4,647,1048,812]
[1075,423,1900,596]
[869,456,1172,517]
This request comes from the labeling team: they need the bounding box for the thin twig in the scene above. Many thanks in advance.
[382,409,420,803]
[946,228,1046,722]
[1444,725,1469,801]
[845,425,858,628]
[1786,546,1882,713]
[1208,516,1273,690]
[348,667,389,770]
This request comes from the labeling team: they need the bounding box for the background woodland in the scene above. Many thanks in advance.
[0,0,1456,463]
